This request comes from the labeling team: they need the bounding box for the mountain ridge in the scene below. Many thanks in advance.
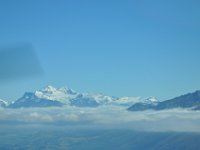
[2,85,200,110]
[128,90,200,111]
[5,85,143,108]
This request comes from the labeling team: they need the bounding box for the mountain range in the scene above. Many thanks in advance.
[1,85,200,111]
[6,85,144,108]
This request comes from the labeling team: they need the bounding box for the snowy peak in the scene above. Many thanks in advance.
[78,93,115,105]
[35,85,78,104]
[41,85,57,92]
[0,99,8,107]
[115,97,141,106]
[38,85,77,95]
[8,91,63,108]
[144,97,158,104]
[34,85,116,106]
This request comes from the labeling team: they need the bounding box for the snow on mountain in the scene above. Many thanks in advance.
[29,85,118,107]
[34,85,112,106]
[114,97,141,106]
[143,97,159,104]
[35,85,78,104]
[70,93,100,107]
[0,99,8,108]
[76,93,115,105]
[9,92,63,108]
[7,85,153,108]
[4,86,200,111]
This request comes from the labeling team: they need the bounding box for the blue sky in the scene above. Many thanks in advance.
[0,0,200,101]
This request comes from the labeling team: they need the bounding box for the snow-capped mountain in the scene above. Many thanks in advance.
[70,93,100,107]
[113,97,141,106]
[143,97,159,104]
[0,99,8,108]
[35,85,78,104]
[3,86,200,110]
[9,92,63,108]
[8,85,143,108]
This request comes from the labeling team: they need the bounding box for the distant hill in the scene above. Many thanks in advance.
[128,91,200,111]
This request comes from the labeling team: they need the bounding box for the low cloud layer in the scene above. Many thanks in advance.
[0,106,200,132]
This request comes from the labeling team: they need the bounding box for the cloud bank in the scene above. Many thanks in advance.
[0,106,200,132]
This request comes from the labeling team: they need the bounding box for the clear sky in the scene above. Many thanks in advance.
[0,0,200,101]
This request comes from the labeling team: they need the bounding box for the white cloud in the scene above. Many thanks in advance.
[0,106,200,132]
